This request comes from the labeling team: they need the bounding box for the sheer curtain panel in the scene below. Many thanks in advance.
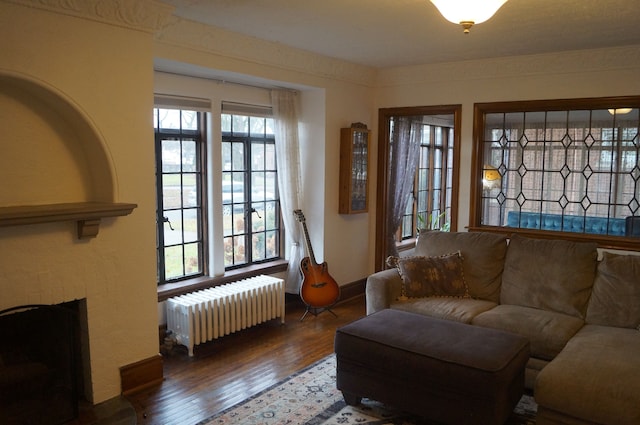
[271,90,305,293]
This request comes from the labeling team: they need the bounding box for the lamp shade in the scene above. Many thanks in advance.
[483,165,501,189]
[430,0,508,32]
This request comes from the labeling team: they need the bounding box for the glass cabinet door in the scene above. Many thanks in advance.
[339,123,370,214]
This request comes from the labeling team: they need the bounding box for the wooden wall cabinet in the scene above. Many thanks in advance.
[339,123,370,214]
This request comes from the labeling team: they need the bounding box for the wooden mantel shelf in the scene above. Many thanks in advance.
[0,202,138,239]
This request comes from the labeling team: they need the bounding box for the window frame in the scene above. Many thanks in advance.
[470,96,640,251]
[154,108,208,284]
[375,105,462,271]
[221,112,282,270]
[400,122,455,240]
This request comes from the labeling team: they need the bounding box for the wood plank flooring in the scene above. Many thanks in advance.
[126,295,366,425]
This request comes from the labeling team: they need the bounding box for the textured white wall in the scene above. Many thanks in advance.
[0,2,163,403]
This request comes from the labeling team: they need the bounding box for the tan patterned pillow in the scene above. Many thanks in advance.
[391,251,469,300]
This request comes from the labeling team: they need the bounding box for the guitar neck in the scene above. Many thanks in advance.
[301,221,318,266]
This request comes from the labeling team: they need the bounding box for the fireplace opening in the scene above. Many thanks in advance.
[0,300,85,425]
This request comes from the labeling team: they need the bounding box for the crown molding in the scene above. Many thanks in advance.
[377,45,640,88]
[5,0,174,33]
[154,16,376,87]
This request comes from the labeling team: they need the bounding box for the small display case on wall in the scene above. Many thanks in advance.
[339,123,370,214]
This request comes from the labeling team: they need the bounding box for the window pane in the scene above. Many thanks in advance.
[162,174,181,209]
[265,230,278,258]
[265,143,276,169]
[161,139,181,173]
[476,99,640,241]
[222,142,231,170]
[252,172,265,201]
[252,231,265,261]
[182,140,197,172]
[265,171,277,200]
[158,109,181,130]
[252,143,265,171]
[182,173,198,207]
[163,210,183,245]
[403,117,455,238]
[232,142,244,171]
[181,111,198,131]
[221,114,231,133]
[265,118,275,135]
[265,201,278,230]
[232,115,248,135]
[183,243,200,274]
[183,209,199,243]
[250,117,265,137]
[164,245,184,280]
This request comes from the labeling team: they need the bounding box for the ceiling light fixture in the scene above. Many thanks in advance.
[430,0,509,34]
[608,108,633,115]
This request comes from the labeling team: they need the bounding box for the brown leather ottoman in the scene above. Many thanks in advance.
[334,309,530,425]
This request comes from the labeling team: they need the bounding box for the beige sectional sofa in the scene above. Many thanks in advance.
[366,231,640,425]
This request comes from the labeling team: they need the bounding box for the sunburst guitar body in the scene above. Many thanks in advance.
[294,210,340,309]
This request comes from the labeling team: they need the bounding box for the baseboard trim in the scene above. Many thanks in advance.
[337,278,366,303]
[120,354,163,396]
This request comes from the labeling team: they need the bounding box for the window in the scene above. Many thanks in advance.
[471,97,640,250]
[375,106,461,270]
[221,112,281,269]
[400,122,455,239]
[154,108,205,283]
[154,104,283,286]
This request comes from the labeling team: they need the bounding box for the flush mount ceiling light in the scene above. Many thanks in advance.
[608,108,633,115]
[430,0,509,33]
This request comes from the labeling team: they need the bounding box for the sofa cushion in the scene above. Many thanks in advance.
[535,325,640,424]
[586,252,640,329]
[415,231,508,303]
[472,304,584,360]
[501,235,598,318]
[391,297,497,324]
[389,252,469,299]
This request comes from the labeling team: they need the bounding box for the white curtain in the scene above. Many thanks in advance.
[271,90,305,294]
[386,116,423,258]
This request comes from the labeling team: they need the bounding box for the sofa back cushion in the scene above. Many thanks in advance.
[586,252,640,329]
[501,235,598,319]
[415,231,507,303]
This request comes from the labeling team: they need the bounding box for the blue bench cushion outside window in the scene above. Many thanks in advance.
[506,211,627,236]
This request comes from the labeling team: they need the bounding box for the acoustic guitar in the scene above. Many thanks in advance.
[294,209,340,309]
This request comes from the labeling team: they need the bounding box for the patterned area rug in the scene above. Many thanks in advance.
[199,355,537,425]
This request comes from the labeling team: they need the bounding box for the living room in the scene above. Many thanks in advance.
[1,0,639,423]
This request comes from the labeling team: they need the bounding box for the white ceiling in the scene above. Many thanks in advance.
[161,0,640,68]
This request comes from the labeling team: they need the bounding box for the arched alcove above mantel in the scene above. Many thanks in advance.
[0,70,136,238]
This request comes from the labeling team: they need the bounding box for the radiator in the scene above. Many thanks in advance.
[166,275,285,356]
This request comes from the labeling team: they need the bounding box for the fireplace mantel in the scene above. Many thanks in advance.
[0,202,137,239]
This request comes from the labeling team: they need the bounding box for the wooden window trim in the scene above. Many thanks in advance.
[375,105,462,271]
[469,96,640,251]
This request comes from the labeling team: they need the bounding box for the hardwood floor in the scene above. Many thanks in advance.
[126,295,366,425]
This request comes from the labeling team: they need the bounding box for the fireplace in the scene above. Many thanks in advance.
[0,301,86,425]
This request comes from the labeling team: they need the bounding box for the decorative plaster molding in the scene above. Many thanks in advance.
[154,16,377,87]
[5,0,174,33]
[377,45,640,88]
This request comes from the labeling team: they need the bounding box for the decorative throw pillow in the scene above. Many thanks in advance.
[390,251,469,300]
[586,252,640,329]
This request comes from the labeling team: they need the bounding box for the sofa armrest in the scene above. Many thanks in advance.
[365,268,402,315]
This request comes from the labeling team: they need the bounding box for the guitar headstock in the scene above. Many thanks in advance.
[294,209,306,223]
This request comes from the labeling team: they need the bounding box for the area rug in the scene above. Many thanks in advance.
[198,355,537,425]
